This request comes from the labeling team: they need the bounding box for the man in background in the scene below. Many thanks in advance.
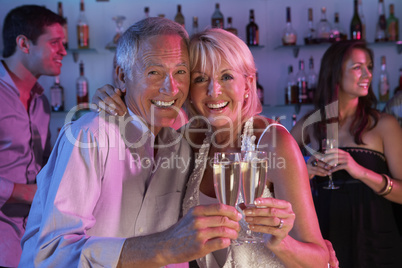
[0,5,66,266]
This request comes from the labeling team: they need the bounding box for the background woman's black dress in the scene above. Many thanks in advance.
[312,147,402,268]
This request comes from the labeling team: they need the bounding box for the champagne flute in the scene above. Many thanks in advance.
[213,152,242,245]
[237,150,268,244]
[322,138,339,190]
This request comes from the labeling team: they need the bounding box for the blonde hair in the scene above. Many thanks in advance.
[186,28,262,125]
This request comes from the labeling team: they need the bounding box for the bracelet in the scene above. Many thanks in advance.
[377,174,393,196]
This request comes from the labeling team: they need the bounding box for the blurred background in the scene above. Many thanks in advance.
[1,0,400,145]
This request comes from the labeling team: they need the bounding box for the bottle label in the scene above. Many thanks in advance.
[63,23,69,48]
[77,25,89,48]
[283,34,297,45]
[77,81,88,97]
[387,22,398,41]
[51,89,62,107]
[380,80,389,96]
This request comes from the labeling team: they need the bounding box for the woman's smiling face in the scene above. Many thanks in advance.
[190,61,251,128]
[339,48,373,99]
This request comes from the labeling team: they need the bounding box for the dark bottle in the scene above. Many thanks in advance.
[225,17,238,36]
[304,8,316,45]
[211,3,224,29]
[246,9,259,46]
[76,61,89,106]
[144,7,150,19]
[256,72,264,105]
[285,65,298,105]
[307,57,317,103]
[50,76,64,112]
[358,0,366,40]
[192,16,199,36]
[174,4,185,27]
[282,7,297,46]
[394,67,402,94]
[58,2,68,49]
[375,0,387,42]
[350,0,363,40]
[387,4,399,41]
[296,60,308,104]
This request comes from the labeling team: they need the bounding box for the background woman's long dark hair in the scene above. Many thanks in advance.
[312,40,379,147]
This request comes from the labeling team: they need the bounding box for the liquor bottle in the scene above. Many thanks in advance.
[378,56,390,102]
[76,61,89,106]
[144,7,150,19]
[375,0,387,42]
[358,0,366,40]
[50,76,64,112]
[246,9,259,46]
[174,4,185,27]
[331,12,347,42]
[316,7,332,43]
[211,3,224,29]
[350,0,363,40]
[256,72,264,105]
[285,65,298,105]
[387,4,399,41]
[58,2,68,49]
[282,7,297,46]
[225,17,238,36]
[192,16,199,36]
[296,60,308,104]
[77,0,89,49]
[304,8,316,45]
[307,57,317,103]
[394,67,402,94]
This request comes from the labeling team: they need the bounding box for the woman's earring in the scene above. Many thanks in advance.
[245,94,249,99]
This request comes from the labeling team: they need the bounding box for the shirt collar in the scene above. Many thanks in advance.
[122,108,183,149]
[0,60,44,97]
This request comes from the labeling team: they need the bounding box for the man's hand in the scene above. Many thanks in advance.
[162,204,242,263]
[8,183,37,204]
[118,203,242,267]
[92,84,127,116]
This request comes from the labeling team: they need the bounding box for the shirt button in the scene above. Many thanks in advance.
[138,227,144,233]
[145,159,150,165]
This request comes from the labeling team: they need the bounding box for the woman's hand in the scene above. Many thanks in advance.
[92,84,127,116]
[306,155,332,179]
[322,148,364,180]
[243,197,295,248]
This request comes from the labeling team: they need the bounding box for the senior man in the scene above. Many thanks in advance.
[19,17,241,268]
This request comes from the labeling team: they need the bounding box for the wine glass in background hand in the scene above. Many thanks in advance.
[321,138,339,190]
[237,150,268,243]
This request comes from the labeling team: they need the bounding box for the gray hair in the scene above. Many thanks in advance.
[115,17,189,80]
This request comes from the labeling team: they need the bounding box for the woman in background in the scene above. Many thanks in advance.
[291,40,402,268]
